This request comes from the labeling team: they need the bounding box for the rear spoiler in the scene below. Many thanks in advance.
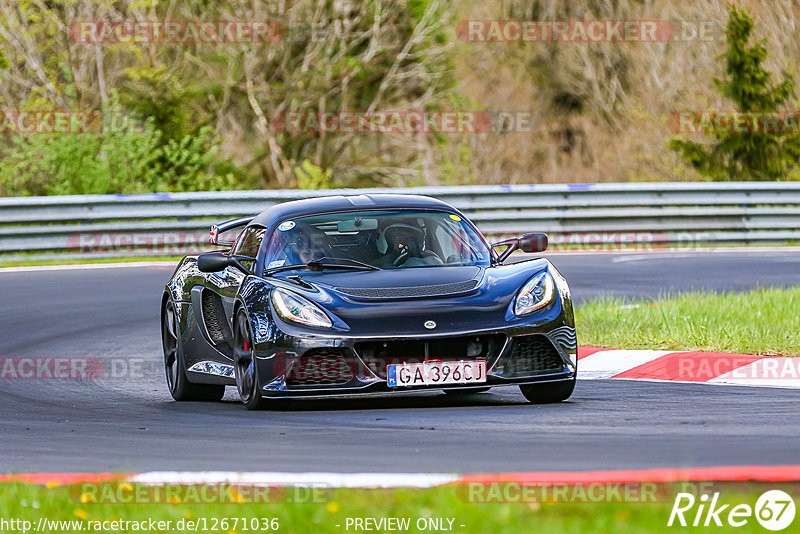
[209,216,255,247]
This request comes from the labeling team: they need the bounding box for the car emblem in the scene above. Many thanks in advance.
[424,320,437,329]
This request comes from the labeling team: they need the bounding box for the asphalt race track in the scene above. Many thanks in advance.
[1,250,799,474]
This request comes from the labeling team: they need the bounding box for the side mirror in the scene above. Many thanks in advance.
[197,252,231,272]
[519,233,548,253]
[197,252,254,275]
[492,233,548,263]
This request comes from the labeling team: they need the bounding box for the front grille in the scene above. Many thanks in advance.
[285,349,353,386]
[355,335,505,379]
[336,280,479,299]
[500,335,564,377]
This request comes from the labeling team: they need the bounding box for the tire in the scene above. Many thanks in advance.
[443,387,491,395]
[233,309,270,410]
[519,378,575,404]
[162,299,225,402]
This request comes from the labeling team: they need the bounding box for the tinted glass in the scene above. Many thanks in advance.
[262,210,491,271]
[234,227,266,258]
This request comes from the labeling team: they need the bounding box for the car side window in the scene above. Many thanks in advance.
[233,227,266,258]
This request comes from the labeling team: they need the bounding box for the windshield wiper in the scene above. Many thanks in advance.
[264,257,380,276]
[308,257,381,271]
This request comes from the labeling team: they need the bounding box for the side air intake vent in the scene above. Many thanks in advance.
[201,290,232,345]
[499,335,564,377]
[285,349,354,386]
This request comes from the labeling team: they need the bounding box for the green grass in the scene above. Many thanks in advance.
[577,286,800,356]
[0,481,794,533]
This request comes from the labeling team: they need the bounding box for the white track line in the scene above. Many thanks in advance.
[129,471,459,488]
[0,261,176,273]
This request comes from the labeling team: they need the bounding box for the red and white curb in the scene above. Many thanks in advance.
[3,465,800,488]
[577,347,800,388]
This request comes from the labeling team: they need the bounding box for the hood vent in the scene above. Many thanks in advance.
[336,279,479,299]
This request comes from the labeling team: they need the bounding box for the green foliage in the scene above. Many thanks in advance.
[0,99,240,195]
[438,138,473,185]
[120,66,196,145]
[0,0,458,194]
[669,6,800,180]
[294,160,332,190]
[0,117,160,196]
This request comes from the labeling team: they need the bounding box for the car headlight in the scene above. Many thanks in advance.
[271,289,333,328]
[514,271,555,316]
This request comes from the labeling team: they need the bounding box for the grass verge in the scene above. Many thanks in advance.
[576,286,800,356]
[0,481,795,533]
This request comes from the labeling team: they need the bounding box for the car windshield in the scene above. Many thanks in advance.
[262,210,492,272]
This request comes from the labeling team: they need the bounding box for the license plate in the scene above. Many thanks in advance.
[387,360,487,387]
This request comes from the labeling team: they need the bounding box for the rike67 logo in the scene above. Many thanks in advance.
[668,490,795,530]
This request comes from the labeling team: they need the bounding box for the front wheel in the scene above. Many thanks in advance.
[162,299,225,402]
[519,378,575,404]
[233,309,269,410]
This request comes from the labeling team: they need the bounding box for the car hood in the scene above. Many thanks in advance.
[269,260,561,337]
[306,265,481,289]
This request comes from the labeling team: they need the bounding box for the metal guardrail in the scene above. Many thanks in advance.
[2,182,800,259]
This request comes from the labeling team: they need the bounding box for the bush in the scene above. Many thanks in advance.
[669,6,800,180]
[0,102,243,196]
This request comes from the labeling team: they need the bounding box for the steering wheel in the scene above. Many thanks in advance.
[384,225,423,266]
[393,245,409,266]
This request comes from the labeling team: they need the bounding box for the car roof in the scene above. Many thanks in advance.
[250,194,458,228]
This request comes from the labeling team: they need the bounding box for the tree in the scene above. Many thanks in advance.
[669,6,800,181]
[0,0,456,193]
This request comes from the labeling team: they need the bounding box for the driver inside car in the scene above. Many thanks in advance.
[377,222,443,268]
[276,225,331,265]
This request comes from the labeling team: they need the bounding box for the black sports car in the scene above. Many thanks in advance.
[161,194,577,409]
